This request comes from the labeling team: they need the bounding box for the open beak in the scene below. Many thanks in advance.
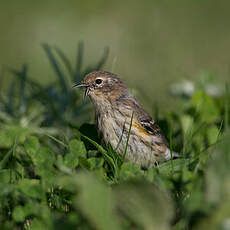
[72,82,88,88]
[73,82,90,99]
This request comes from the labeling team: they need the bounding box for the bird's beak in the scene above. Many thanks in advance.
[73,82,90,99]
[72,82,88,88]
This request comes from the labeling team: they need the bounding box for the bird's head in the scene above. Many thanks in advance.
[73,71,129,102]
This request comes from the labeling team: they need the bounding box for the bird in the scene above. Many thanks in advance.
[73,71,179,168]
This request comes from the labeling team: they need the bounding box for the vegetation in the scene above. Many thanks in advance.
[0,44,229,230]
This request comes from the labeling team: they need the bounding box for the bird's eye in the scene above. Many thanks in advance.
[95,78,103,85]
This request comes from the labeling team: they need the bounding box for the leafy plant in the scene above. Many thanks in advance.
[0,43,229,230]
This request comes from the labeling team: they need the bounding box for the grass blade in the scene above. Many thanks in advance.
[74,41,84,82]
[95,47,109,70]
[42,43,68,94]
[19,64,27,113]
[6,79,15,115]
[81,134,117,174]
[123,111,134,162]
[0,65,5,91]
[169,121,174,172]
[45,134,68,148]
[80,134,107,156]
[224,83,229,131]
[0,149,13,170]
[53,46,74,78]
[9,65,28,113]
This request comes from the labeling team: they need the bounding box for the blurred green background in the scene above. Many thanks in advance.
[0,0,230,108]
[1,2,230,229]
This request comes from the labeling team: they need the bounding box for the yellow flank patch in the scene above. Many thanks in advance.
[133,120,151,136]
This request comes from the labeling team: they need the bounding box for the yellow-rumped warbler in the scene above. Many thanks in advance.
[74,71,179,168]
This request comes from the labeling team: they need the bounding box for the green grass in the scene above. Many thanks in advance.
[0,44,229,230]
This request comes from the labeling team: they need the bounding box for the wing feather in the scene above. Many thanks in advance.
[116,94,169,147]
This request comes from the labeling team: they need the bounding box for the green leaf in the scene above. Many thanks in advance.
[119,162,143,181]
[64,153,79,169]
[34,147,55,167]
[18,179,45,200]
[5,125,30,143]
[69,139,87,158]
[114,181,173,230]
[74,172,121,230]
[0,169,12,183]
[13,203,52,226]
[157,158,189,176]
[35,164,57,186]
[207,126,219,145]
[13,206,26,222]
[12,203,52,230]
[87,150,98,157]
[0,132,12,148]
[30,219,49,230]
[191,91,219,123]
[24,136,40,157]
[25,143,56,184]
[180,115,193,135]
[87,157,104,169]
[78,156,91,169]
[206,130,230,204]
[0,184,15,197]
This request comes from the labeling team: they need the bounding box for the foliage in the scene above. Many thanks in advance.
[0,44,229,230]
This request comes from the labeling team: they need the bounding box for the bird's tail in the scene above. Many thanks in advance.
[165,148,181,161]
[172,151,181,159]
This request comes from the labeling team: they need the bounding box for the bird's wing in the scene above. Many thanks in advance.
[138,117,162,135]
[138,114,169,142]
[118,95,169,146]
